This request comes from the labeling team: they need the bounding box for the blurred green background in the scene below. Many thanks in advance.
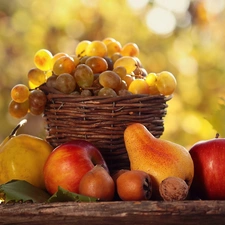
[1,0,225,148]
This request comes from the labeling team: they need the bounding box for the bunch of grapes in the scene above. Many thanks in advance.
[8,37,177,119]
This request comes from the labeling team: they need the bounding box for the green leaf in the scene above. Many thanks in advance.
[206,98,225,137]
[47,186,98,203]
[0,180,51,203]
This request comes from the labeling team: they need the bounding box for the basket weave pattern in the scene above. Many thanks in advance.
[43,93,171,173]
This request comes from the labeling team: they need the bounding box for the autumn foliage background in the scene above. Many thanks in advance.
[0,0,225,148]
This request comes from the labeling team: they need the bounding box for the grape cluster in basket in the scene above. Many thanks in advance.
[8,37,177,119]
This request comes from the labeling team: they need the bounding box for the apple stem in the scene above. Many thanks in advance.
[9,119,27,138]
[215,133,220,138]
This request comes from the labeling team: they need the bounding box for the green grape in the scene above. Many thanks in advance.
[128,79,149,95]
[79,56,90,64]
[8,100,29,118]
[85,40,107,57]
[121,42,139,57]
[111,52,122,64]
[156,71,177,95]
[123,74,135,88]
[50,52,69,70]
[55,73,76,94]
[11,84,30,103]
[113,56,137,74]
[98,87,117,97]
[27,68,46,87]
[34,49,53,71]
[99,71,121,90]
[81,89,92,97]
[118,89,133,96]
[73,64,94,88]
[53,55,76,76]
[29,89,47,108]
[85,56,108,73]
[75,40,91,57]
[29,105,45,116]
[46,74,57,88]
[103,56,113,70]
[114,80,128,93]
[113,66,127,79]
[106,41,122,57]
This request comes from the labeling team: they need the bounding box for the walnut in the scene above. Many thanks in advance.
[159,177,189,201]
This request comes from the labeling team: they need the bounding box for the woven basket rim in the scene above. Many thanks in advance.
[46,92,173,102]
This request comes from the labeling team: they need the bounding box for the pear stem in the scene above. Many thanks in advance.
[9,119,27,138]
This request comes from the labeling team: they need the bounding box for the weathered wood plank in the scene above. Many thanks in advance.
[0,201,225,225]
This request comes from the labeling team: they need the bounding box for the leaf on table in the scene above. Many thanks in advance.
[47,186,98,203]
[0,180,51,203]
[206,97,225,137]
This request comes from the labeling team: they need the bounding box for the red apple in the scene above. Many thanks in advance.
[43,140,108,195]
[189,137,225,200]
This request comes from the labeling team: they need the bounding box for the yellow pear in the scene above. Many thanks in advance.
[0,119,53,189]
[124,123,194,199]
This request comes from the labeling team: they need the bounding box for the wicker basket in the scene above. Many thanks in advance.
[43,93,171,173]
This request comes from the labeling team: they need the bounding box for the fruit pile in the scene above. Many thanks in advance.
[8,37,177,119]
[2,120,225,203]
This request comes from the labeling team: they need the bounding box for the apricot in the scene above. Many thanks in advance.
[111,169,129,183]
[78,164,115,201]
[116,170,152,201]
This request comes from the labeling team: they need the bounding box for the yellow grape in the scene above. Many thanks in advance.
[146,73,157,86]
[148,85,160,95]
[45,70,53,79]
[11,84,30,103]
[145,73,160,95]
[85,56,108,73]
[113,56,137,74]
[34,49,53,71]
[102,37,117,45]
[53,56,75,75]
[85,40,107,57]
[128,79,149,94]
[27,68,46,87]
[28,81,37,89]
[8,100,29,118]
[156,71,177,95]
[70,55,80,67]
[75,40,91,57]
[106,41,122,57]
[50,52,69,70]
[121,42,139,57]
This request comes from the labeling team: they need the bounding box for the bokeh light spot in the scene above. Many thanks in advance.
[146,6,176,36]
